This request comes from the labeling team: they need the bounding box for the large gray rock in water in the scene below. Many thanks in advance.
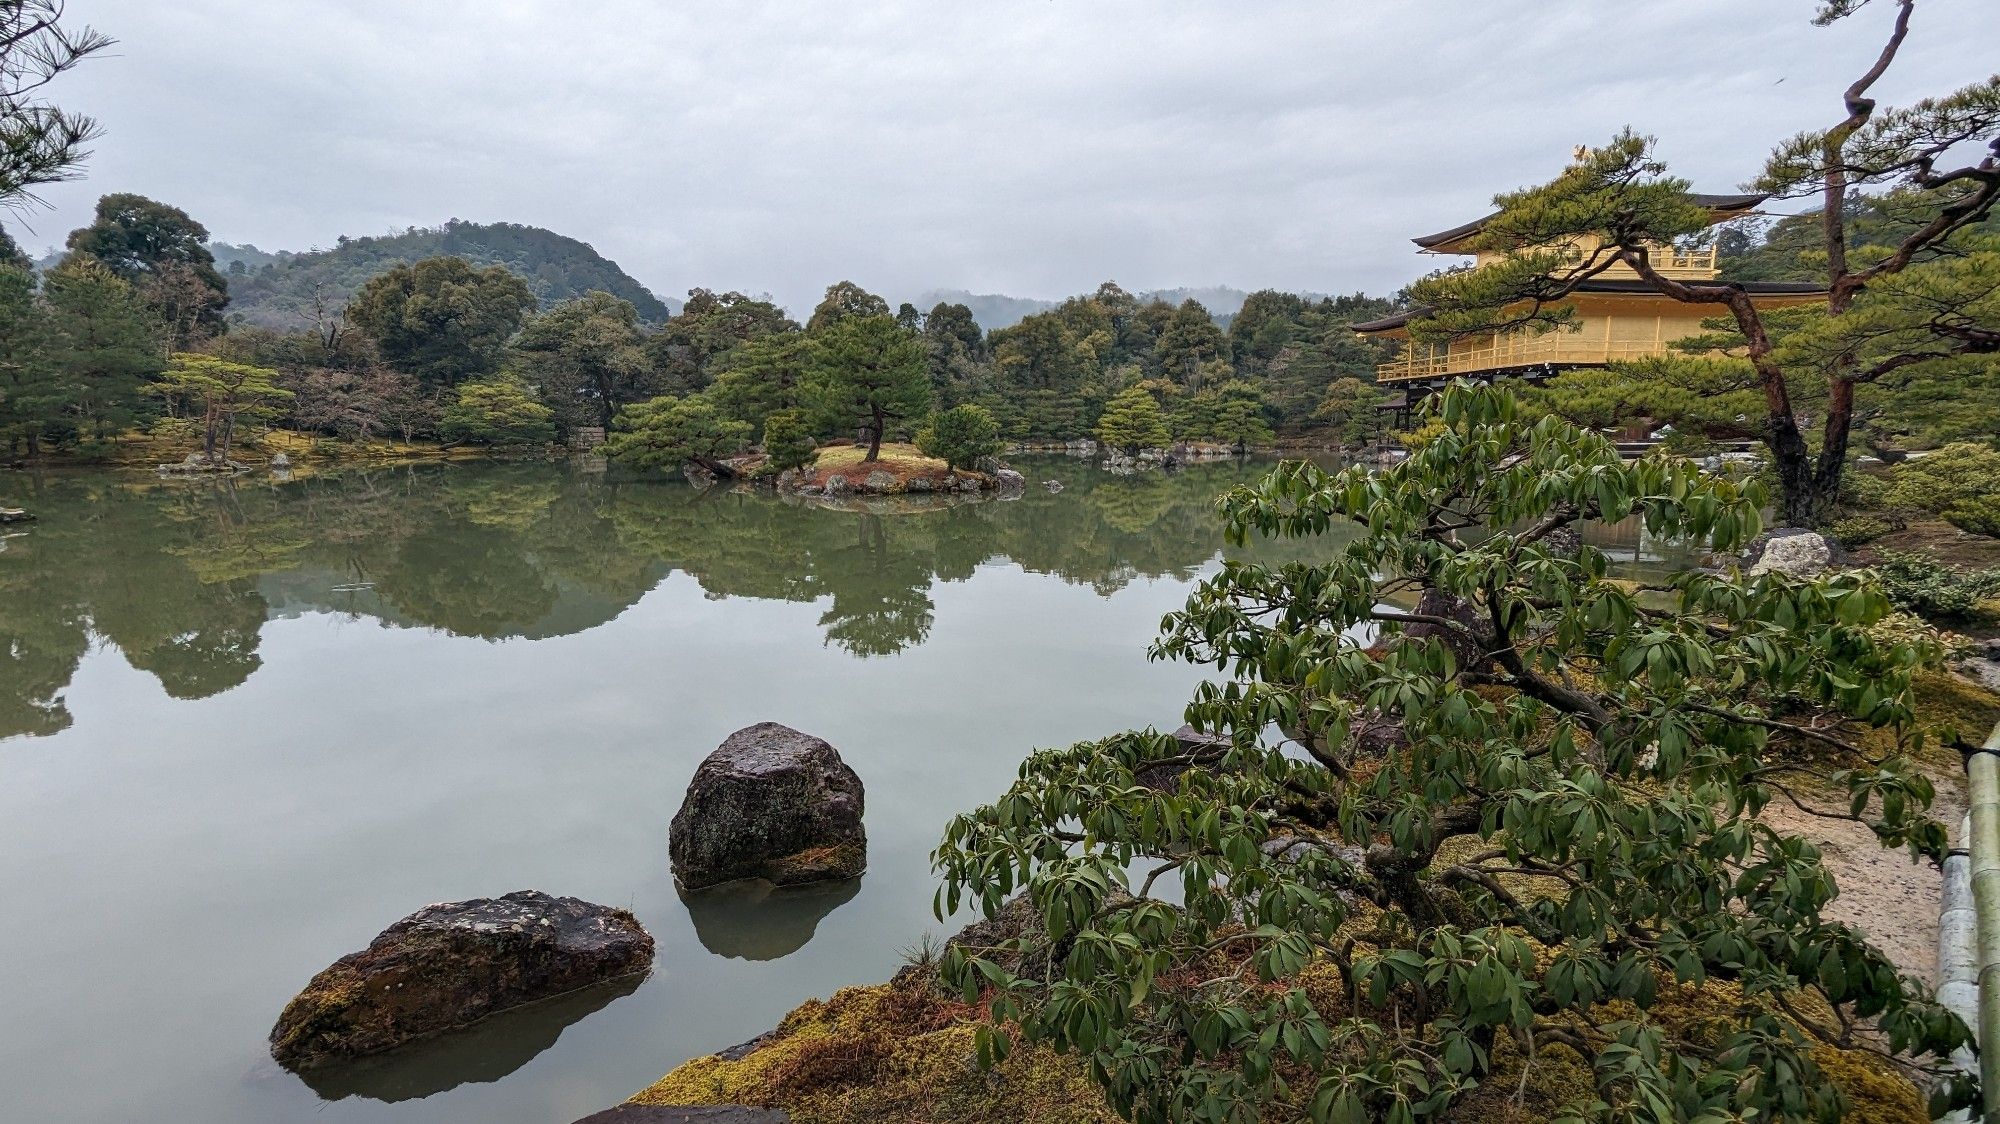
[669,723,866,891]
[269,891,654,1070]
[1748,530,1836,578]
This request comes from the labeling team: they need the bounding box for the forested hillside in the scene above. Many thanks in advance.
[914,285,1326,331]
[216,220,674,329]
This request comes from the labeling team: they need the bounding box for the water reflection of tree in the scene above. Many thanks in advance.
[0,458,1295,740]
[810,516,935,658]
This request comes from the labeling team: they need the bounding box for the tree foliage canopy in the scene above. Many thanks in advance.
[346,255,537,388]
[1413,1,1999,527]
[803,313,929,461]
[0,1,109,210]
[937,382,1972,1124]
[916,403,1003,470]
[1096,385,1171,455]
[437,374,555,446]
[602,393,750,473]
[153,351,289,461]
[511,289,656,430]
[219,219,673,330]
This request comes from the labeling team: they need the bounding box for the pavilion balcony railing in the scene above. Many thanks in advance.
[1645,243,1719,274]
[1376,335,1677,384]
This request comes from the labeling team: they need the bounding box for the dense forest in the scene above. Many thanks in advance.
[0,190,1403,464]
[915,285,1300,331]
[213,220,675,328]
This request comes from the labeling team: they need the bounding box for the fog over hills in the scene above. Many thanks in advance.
[910,285,1337,331]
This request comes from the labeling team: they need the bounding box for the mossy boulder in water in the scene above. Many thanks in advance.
[269,890,654,1070]
[670,723,866,891]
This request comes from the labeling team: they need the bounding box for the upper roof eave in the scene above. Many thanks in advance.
[1412,192,1771,251]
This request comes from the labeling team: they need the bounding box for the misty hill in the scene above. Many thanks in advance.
[915,285,1328,331]
[213,220,675,330]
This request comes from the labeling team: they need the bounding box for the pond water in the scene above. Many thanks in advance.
[0,456,1676,1123]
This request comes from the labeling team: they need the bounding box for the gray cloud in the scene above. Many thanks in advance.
[18,0,1997,314]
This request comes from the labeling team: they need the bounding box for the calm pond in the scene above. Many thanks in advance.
[0,456,1674,1123]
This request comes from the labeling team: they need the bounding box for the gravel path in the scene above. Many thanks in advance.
[1759,768,1965,987]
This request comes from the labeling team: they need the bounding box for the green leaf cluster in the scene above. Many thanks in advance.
[602,394,748,471]
[935,382,1972,1124]
[1095,385,1171,455]
[437,374,555,447]
[916,403,1003,471]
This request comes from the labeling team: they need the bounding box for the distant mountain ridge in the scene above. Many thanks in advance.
[912,286,1331,331]
[212,220,676,330]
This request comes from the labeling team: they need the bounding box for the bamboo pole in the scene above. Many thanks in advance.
[1969,721,2000,1122]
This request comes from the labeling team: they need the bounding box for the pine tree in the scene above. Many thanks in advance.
[1095,385,1170,455]
[437,375,555,447]
[1416,2,2000,526]
[602,394,749,474]
[916,403,1003,470]
[1204,380,1274,453]
[803,314,931,461]
[41,258,164,445]
[760,408,817,472]
[0,264,56,454]
[152,353,291,462]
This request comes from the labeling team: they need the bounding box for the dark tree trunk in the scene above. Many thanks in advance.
[691,455,740,480]
[202,406,221,463]
[1763,388,1850,529]
[864,405,885,462]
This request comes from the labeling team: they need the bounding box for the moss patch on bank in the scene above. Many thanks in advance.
[805,443,965,492]
[632,982,1116,1124]
[627,970,1928,1124]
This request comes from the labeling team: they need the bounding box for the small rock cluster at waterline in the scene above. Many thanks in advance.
[269,890,654,1070]
[669,722,867,891]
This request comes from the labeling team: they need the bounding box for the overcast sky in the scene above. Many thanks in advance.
[11,0,1996,315]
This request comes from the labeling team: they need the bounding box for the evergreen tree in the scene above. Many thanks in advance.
[64,193,230,343]
[990,308,1097,440]
[0,222,29,268]
[1095,384,1170,455]
[437,374,555,446]
[1203,380,1274,452]
[803,314,930,461]
[760,408,816,472]
[0,263,55,453]
[806,280,890,333]
[916,403,1003,470]
[346,256,537,388]
[921,301,988,408]
[1313,375,1390,445]
[706,332,814,438]
[0,3,110,210]
[602,394,749,474]
[647,288,797,394]
[1151,299,1226,388]
[41,258,163,444]
[1418,2,2000,526]
[152,353,290,462]
[511,290,657,432]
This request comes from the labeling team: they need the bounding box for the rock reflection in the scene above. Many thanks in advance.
[289,972,645,1102]
[682,877,863,961]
